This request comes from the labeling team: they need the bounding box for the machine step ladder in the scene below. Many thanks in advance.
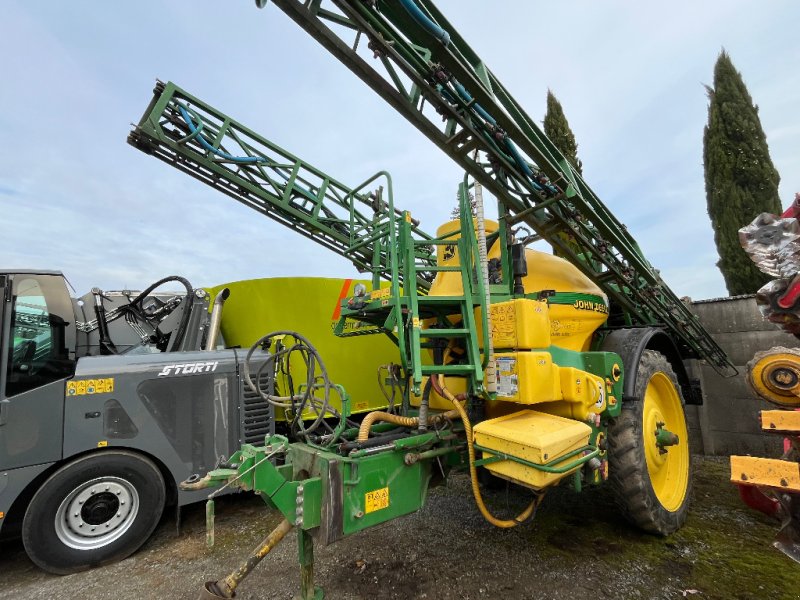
[335,183,491,396]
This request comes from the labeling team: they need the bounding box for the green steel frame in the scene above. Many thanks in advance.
[129,81,437,293]
[335,178,492,395]
[257,0,735,376]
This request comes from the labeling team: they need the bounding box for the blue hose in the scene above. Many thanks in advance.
[453,82,496,126]
[398,0,450,46]
[175,105,332,205]
[393,3,558,197]
[178,105,266,164]
[504,137,534,178]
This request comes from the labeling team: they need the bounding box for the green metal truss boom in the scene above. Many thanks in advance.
[128,80,437,293]
[253,0,734,375]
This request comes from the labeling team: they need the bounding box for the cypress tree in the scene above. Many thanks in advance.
[543,90,583,257]
[543,89,583,175]
[704,50,782,296]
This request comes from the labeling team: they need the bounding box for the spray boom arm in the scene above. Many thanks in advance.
[129,80,436,293]
[254,0,733,374]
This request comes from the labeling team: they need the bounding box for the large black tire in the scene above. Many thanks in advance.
[608,350,692,535]
[22,450,166,574]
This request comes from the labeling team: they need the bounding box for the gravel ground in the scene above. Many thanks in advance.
[1,456,798,600]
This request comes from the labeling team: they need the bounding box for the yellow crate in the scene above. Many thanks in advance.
[474,410,592,490]
[493,351,561,404]
[475,299,550,350]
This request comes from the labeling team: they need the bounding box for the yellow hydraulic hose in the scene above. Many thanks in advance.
[438,352,543,528]
[356,409,459,442]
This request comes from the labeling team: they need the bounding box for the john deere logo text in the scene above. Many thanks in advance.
[573,300,608,314]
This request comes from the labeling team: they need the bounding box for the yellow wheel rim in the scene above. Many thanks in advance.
[642,372,689,512]
[748,352,800,408]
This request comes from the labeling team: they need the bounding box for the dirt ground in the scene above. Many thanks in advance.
[1,457,798,600]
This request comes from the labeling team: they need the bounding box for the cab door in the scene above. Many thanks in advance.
[0,274,76,469]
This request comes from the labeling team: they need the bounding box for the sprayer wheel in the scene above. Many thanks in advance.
[608,350,692,535]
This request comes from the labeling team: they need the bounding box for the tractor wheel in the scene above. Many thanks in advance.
[22,450,166,574]
[608,350,691,535]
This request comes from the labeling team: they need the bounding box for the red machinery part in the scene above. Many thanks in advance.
[777,276,800,309]
[737,484,781,518]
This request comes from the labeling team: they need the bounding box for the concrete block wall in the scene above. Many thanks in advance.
[687,295,795,456]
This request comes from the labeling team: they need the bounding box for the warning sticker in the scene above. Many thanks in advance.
[365,487,390,514]
[67,378,115,396]
[496,357,518,398]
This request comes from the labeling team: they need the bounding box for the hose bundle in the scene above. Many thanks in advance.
[243,330,353,443]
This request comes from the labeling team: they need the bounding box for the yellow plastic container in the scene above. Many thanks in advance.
[493,351,562,404]
[473,410,592,490]
[475,298,550,350]
[428,219,609,353]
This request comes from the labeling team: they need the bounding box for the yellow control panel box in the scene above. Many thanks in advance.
[475,299,550,350]
[492,351,562,404]
[473,410,592,490]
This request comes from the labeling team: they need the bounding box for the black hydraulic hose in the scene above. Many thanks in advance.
[244,331,336,440]
[418,377,432,433]
[91,288,117,356]
[127,275,194,351]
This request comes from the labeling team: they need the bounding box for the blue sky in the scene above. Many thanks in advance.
[1,1,798,300]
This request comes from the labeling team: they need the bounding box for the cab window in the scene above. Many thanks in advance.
[6,276,73,397]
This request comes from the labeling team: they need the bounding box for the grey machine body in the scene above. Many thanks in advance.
[0,270,274,572]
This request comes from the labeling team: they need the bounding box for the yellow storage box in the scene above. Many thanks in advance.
[473,410,592,490]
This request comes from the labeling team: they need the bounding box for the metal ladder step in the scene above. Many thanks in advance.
[421,364,477,375]
[420,328,470,337]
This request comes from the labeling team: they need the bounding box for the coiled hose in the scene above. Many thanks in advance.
[244,331,350,442]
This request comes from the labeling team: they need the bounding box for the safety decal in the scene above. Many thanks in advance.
[365,487,390,514]
[496,356,518,398]
[67,378,115,396]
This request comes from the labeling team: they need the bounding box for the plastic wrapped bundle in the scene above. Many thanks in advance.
[740,213,800,277]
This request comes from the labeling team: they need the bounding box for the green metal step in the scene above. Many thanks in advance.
[335,327,386,338]
[417,295,467,304]
[421,364,477,375]
[419,328,470,337]
[421,265,462,272]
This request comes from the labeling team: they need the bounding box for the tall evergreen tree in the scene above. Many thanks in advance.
[704,50,781,296]
[543,89,583,175]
